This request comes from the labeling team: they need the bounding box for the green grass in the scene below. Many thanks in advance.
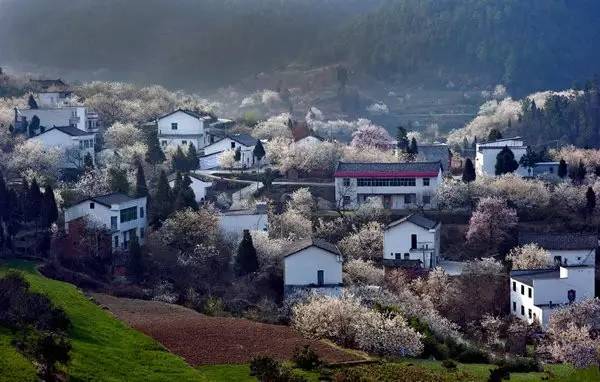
[196,363,320,382]
[0,260,208,382]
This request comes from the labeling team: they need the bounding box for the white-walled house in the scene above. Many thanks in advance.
[168,173,213,203]
[334,162,443,210]
[518,232,597,267]
[16,106,100,134]
[199,133,260,170]
[510,266,596,329]
[219,203,268,242]
[64,193,147,251]
[283,238,343,294]
[29,126,95,169]
[383,214,441,269]
[475,137,528,177]
[157,109,213,150]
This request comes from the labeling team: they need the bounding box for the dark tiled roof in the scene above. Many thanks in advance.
[511,269,560,286]
[416,145,451,171]
[37,125,92,137]
[336,161,442,173]
[387,214,439,230]
[519,232,598,250]
[282,238,341,258]
[91,193,138,207]
[228,133,257,147]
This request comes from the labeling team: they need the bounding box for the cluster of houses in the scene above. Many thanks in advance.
[20,82,596,331]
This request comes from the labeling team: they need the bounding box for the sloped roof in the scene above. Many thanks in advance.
[36,125,92,137]
[91,193,139,207]
[387,214,439,230]
[157,109,214,121]
[335,161,442,177]
[416,145,451,170]
[229,133,257,147]
[518,232,598,250]
[282,238,341,258]
[511,269,560,286]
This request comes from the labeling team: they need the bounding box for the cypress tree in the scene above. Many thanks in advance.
[253,140,266,163]
[108,167,129,194]
[145,130,166,165]
[396,126,409,152]
[488,128,503,142]
[234,147,241,162]
[134,161,149,198]
[28,94,38,109]
[6,189,22,249]
[172,146,187,172]
[462,158,476,183]
[575,160,586,184]
[558,159,568,178]
[152,170,172,224]
[408,137,418,154]
[41,185,58,227]
[174,174,198,211]
[29,115,40,137]
[495,146,519,175]
[186,143,199,171]
[586,187,596,213]
[235,230,259,276]
[83,153,94,171]
[0,170,7,247]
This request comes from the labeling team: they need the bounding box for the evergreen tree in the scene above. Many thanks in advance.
[171,172,183,197]
[519,146,538,171]
[83,152,94,171]
[487,128,503,142]
[27,178,42,223]
[6,189,22,250]
[253,140,266,164]
[134,161,149,198]
[462,158,476,183]
[186,143,199,171]
[152,170,173,224]
[28,115,40,137]
[586,187,596,213]
[41,185,58,228]
[171,146,188,172]
[174,174,198,211]
[28,94,38,109]
[145,130,166,165]
[108,167,129,194]
[574,160,587,184]
[127,236,144,283]
[235,230,259,276]
[396,126,409,152]
[495,146,519,175]
[408,137,418,154]
[234,147,241,162]
[558,159,568,178]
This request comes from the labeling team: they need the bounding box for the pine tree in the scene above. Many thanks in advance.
[495,146,519,175]
[174,174,198,211]
[586,187,596,213]
[28,115,40,137]
[558,159,568,178]
[253,140,266,163]
[134,162,149,198]
[408,137,418,154]
[6,189,22,250]
[235,230,259,276]
[152,170,172,224]
[186,143,199,171]
[108,167,129,194]
[83,152,94,171]
[172,146,188,172]
[462,158,476,183]
[519,146,538,170]
[487,128,503,142]
[396,126,409,152]
[145,130,166,165]
[0,170,7,247]
[127,236,144,283]
[28,94,38,109]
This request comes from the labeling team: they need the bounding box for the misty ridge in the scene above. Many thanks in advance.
[0,0,599,94]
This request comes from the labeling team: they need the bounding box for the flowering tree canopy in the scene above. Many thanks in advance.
[506,244,552,270]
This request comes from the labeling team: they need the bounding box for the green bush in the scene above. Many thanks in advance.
[495,357,541,373]
[441,359,457,371]
[249,356,308,382]
[292,345,321,370]
[456,348,490,364]
[202,296,225,316]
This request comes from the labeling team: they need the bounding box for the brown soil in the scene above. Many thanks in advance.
[92,293,363,365]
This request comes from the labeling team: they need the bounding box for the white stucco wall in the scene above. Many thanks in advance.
[19,107,88,131]
[157,111,205,148]
[475,145,528,177]
[203,138,256,168]
[548,249,596,266]
[29,128,95,168]
[169,177,212,202]
[383,221,440,268]
[219,213,268,242]
[284,246,343,286]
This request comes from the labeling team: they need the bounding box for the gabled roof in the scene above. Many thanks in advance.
[334,161,442,178]
[157,109,214,121]
[91,193,140,207]
[415,145,451,170]
[36,125,93,137]
[518,232,598,250]
[206,133,257,148]
[282,238,341,258]
[387,214,439,230]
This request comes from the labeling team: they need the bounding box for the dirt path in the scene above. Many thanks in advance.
[92,293,363,366]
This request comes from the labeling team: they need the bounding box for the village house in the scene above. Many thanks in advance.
[518,232,597,267]
[219,202,268,242]
[525,162,560,178]
[199,133,260,170]
[168,173,213,203]
[475,137,528,177]
[334,161,443,210]
[29,125,95,169]
[64,193,147,251]
[510,266,596,329]
[415,144,452,175]
[383,214,441,269]
[155,109,233,150]
[283,238,343,295]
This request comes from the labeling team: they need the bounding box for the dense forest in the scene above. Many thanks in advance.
[0,0,599,93]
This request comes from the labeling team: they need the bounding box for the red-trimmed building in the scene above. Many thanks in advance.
[334,161,443,210]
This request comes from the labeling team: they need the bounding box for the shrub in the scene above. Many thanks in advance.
[293,345,321,370]
[202,296,226,316]
[488,366,510,382]
[250,356,281,381]
[441,359,457,371]
[456,347,490,364]
[495,357,541,373]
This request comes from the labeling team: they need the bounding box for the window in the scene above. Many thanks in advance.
[403,253,410,260]
[171,122,178,130]
[512,281,516,291]
[231,141,235,149]
[110,216,117,230]
[79,141,84,149]
[528,288,532,298]
[521,305,525,316]
[343,178,350,187]
[549,167,554,173]
[423,178,430,186]
[394,253,401,260]
[512,301,516,312]
[120,206,138,223]
[89,202,95,209]
[528,309,532,319]
[411,234,417,250]
[423,195,431,204]
[521,285,525,295]
[114,235,119,248]
[140,207,144,218]
[356,178,416,187]
[404,194,415,204]
[343,196,351,206]
[161,140,167,147]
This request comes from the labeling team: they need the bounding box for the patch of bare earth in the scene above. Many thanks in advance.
[92,293,363,365]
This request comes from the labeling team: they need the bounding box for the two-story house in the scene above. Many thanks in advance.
[64,193,147,250]
[334,161,443,210]
[29,126,95,169]
[475,137,528,177]
[383,214,441,269]
[157,109,214,150]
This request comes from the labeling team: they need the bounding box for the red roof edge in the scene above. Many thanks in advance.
[334,171,439,178]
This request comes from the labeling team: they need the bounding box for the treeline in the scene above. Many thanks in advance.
[510,81,600,148]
